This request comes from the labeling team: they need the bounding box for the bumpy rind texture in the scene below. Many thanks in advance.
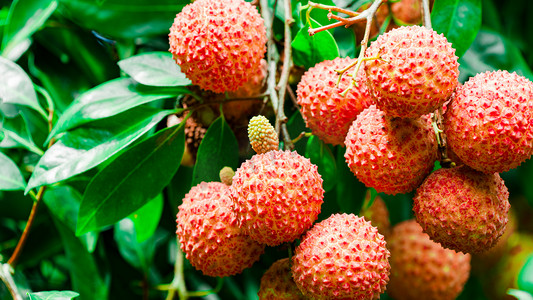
[443,70,533,173]
[230,150,324,246]
[365,25,459,118]
[297,57,374,146]
[387,220,471,300]
[248,115,279,154]
[258,258,306,300]
[344,105,437,195]
[413,166,510,254]
[176,182,265,277]
[360,192,391,238]
[168,0,267,93]
[292,214,390,299]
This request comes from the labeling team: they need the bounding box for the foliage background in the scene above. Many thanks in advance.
[0,0,532,299]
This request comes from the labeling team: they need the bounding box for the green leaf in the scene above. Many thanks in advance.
[52,218,108,300]
[26,107,172,193]
[77,123,185,235]
[28,290,79,300]
[507,290,533,300]
[128,194,164,243]
[46,77,175,143]
[305,136,337,192]
[0,56,47,117]
[519,254,533,294]
[43,185,98,253]
[292,18,340,69]
[0,151,26,190]
[1,0,58,59]
[58,0,189,39]
[114,220,168,273]
[1,113,43,155]
[192,116,239,186]
[335,146,366,214]
[431,0,482,58]
[286,110,309,155]
[118,51,191,87]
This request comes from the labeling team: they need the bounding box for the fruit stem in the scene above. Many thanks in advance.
[0,264,23,300]
[422,0,432,29]
[166,239,188,300]
[186,278,224,297]
[291,132,313,144]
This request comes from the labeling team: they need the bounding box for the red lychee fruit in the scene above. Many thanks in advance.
[360,191,391,238]
[296,57,374,146]
[230,150,324,246]
[176,182,265,277]
[443,70,533,173]
[365,25,459,118]
[387,220,471,300]
[344,105,437,195]
[413,165,510,254]
[258,258,306,300]
[291,213,390,299]
[168,0,266,93]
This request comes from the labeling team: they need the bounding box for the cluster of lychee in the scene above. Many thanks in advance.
[169,0,533,299]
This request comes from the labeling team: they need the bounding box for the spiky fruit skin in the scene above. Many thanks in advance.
[292,214,390,300]
[248,115,279,154]
[168,0,266,93]
[344,105,437,195]
[365,25,459,118]
[230,150,324,246]
[413,165,510,254]
[387,220,471,300]
[297,57,374,146]
[443,70,533,173]
[176,182,265,277]
[481,233,533,300]
[360,192,391,238]
[258,258,306,300]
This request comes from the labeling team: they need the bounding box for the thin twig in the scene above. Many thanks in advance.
[0,264,23,300]
[286,85,299,108]
[422,0,432,29]
[166,239,188,300]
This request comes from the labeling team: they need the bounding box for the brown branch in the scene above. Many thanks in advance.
[308,0,382,35]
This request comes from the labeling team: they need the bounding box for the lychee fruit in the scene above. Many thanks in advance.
[230,150,324,246]
[360,191,391,238]
[443,70,533,173]
[391,0,423,25]
[344,105,437,195]
[248,115,279,154]
[386,220,471,300]
[168,0,267,93]
[176,182,265,277]
[413,165,510,254]
[258,258,306,300]
[365,25,459,118]
[296,57,374,146]
[291,213,390,299]
[166,114,207,167]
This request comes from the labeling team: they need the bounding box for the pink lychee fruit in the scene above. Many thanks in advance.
[168,0,266,93]
[344,105,437,195]
[297,57,374,146]
[230,150,324,246]
[365,25,459,118]
[443,70,533,173]
[176,182,265,277]
[291,213,390,299]
[413,165,510,254]
[258,258,306,300]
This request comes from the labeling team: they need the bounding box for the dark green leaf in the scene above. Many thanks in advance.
[0,56,47,117]
[1,0,58,60]
[192,116,239,186]
[26,107,172,193]
[0,113,43,155]
[28,290,79,300]
[0,151,26,190]
[305,136,337,192]
[128,194,164,243]
[286,110,309,155]
[335,146,366,214]
[431,0,482,58]
[77,123,185,235]
[58,0,189,39]
[334,26,356,58]
[292,18,340,69]
[114,220,168,273]
[52,218,109,300]
[519,254,533,294]
[47,78,175,143]
[118,51,191,87]
[43,185,98,253]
